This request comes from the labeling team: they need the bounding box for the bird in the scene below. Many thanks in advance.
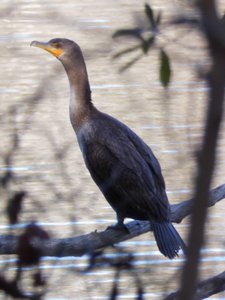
[31,38,186,259]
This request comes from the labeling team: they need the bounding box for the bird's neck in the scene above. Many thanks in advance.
[61,54,93,131]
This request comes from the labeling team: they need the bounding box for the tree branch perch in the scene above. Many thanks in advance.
[0,183,224,257]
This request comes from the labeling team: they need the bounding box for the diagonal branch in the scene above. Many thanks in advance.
[170,183,225,223]
[164,271,225,300]
[0,183,224,257]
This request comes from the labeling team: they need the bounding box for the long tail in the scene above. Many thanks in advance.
[151,221,186,259]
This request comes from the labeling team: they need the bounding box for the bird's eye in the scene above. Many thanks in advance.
[51,42,60,48]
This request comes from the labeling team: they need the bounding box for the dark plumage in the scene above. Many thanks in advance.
[31,38,186,259]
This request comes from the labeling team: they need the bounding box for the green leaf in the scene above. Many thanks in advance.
[112,28,142,39]
[119,54,143,73]
[145,3,155,29]
[160,49,171,88]
[141,36,155,54]
[155,11,162,27]
[113,44,141,59]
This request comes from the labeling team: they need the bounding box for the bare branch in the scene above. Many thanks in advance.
[178,1,225,299]
[164,271,225,300]
[0,274,43,299]
[170,183,225,223]
[0,184,224,258]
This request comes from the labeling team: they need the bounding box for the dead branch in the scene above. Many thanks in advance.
[170,183,225,223]
[0,183,224,257]
[164,271,225,300]
[178,1,225,299]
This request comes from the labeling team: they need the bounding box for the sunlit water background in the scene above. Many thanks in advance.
[0,0,225,299]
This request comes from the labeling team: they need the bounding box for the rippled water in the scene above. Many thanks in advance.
[0,0,225,299]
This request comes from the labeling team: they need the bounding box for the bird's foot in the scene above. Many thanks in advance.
[107,223,129,234]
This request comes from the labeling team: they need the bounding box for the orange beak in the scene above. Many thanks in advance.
[30,40,63,57]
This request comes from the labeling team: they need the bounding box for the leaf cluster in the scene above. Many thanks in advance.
[113,4,171,87]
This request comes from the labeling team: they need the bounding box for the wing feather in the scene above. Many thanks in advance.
[78,113,170,221]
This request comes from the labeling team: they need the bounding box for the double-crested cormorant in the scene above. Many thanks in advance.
[31,38,185,259]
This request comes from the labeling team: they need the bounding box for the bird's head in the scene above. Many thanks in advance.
[30,38,80,61]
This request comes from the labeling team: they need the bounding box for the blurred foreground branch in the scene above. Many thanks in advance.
[0,274,43,299]
[178,1,225,299]
[0,183,224,257]
[164,271,225,300]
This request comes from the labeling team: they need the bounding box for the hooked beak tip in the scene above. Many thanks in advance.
[30,40,63,57]
[30,40,43,47]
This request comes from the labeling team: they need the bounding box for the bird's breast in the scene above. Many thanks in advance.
[75,120,96,154]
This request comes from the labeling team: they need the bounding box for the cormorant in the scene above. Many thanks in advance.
[31,38,186,259]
